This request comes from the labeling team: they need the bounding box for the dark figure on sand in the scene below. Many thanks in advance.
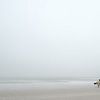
[94,79,100,88]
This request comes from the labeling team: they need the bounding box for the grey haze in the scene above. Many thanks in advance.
[0,0,100,79]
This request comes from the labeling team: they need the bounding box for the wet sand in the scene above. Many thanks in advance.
[0,82,100,100]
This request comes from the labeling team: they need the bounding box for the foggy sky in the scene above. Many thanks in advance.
[0,0,100,78]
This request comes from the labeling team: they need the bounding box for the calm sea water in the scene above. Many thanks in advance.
[0,77,97,91]
[0,77,96,83]
[0,77,97,83]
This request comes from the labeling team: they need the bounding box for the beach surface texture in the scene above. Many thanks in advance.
[0,80,100,100]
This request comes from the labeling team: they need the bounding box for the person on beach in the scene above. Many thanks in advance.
[94,79,100,88]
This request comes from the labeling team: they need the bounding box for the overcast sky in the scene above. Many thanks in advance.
[0,0,100,78]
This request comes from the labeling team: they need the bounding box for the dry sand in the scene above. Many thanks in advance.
[0,83,100,100]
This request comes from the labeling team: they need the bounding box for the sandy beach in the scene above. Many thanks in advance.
[0,81,100,100]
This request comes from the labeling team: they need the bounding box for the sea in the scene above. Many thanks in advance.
[0,77,97,91]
